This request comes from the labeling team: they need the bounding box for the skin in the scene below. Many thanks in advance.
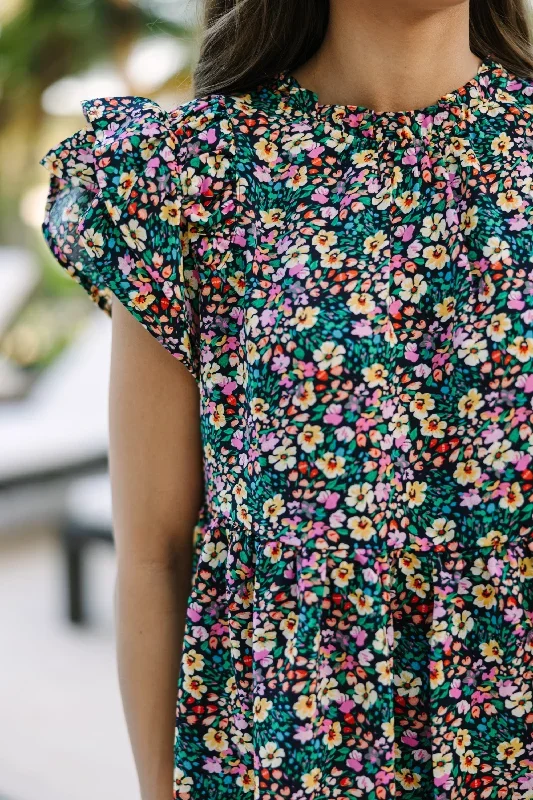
[112,2,477,798]
[293,0,480,114]
[109,296,203,800]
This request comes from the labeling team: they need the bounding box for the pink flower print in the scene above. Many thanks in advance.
[324,404,343,425]
[311,185,329,203]
[118,252,135,276]
[405,342,419,362]
[318,491,340,510]
[508,290,525,310]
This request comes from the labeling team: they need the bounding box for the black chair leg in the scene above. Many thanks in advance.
[64,530,85,624]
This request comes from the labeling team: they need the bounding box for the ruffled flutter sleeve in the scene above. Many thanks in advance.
[40,94,236,382]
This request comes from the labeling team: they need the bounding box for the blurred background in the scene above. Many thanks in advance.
[0,2,202,798]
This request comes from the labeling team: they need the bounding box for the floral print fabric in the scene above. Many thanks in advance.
[41,56,533,799]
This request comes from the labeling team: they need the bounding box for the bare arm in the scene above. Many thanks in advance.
[108,296,203,800]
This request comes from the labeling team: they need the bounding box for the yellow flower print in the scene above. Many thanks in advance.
[210,403,227,429]
[505,687,533,717]
[203,727,229,752]
[236,769,256,793]
[487,312,511,342]
[117,169,136,199]
[351,148,379,168]
[477,529,507,549]
[499,481,524,512]
[139,137,158,160]
[259,741,286,768]
[453,459,481,485]
[433,750,453,779]
[297,424,324,453]
[409,392,435,419]
[497,188,522,212]
[362,362,389,387]
[253,696,273,722]
[159,199,181,225]
[421,212,446,241]
[290,306,320,331]
[396,768,422,790]
[353,681,378,709]
[182,649,205,675]
[496,737,525,764]
[313,341,346,370]
[312,229,338,252]
[236,504,252,529]
[460,751,480,774]
[260,208,286,228]
[406,573,430,599]
[183,673,207,700]
[320,249,347,269]
[253,626,276,653]
[453,728,472,755]
[301,767,322,792]
[420,414,447,438]
[268,439,297,471]
[422,243,449,270]
[483,439,514,470]
[205,151,231,179]
[376,659,393,685]
[173,767,194,795]
[491,131,512,156]
[507,335,533,363]
[472,583,498,609]
[403,480,427,508]
[346,482,375,511]
[254,137,279,164]
[451,611,474,639]
[458,388,484,418]
[394,671,422,698]
[363,229,388,257]
[326,128,354,153]
[458,335,488,366]
[287,165,308,189]
[483,235,511,263]
[293,380,317,410]
[426,518,456,544]
[316,452,346,478]
[480,639,503,664]
[348,588,375,615]
[396,189,421,213]
[347,515,377,541]
[263,494,286,520]
[201,540,227,568]
[398,551,422,575]
[79,228,104,258]
[399,273,428,304]
[294,694,317,720]
[179,165,203,196]
[347,292,377,315]
[323,721,343,749]
[519,557,533,579]
[434,295,456,322]
[280,612,298,640]
[119,218,147,251]
[250,397,270,421]
[331,561,355,587]
[460,204,479,233]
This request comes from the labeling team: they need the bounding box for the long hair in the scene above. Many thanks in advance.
[193,0,533,96]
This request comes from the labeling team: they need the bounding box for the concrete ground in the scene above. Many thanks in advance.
[0,526,140,800]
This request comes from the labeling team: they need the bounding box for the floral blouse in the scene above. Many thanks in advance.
[41,55,533,800]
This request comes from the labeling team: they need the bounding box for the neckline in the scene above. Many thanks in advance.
[269,55,513,141]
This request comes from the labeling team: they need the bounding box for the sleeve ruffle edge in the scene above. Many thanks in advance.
[40,93,236,381]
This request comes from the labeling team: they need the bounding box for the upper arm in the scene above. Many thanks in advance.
[107,294,203,570]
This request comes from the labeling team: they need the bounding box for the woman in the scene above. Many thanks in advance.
[40,0,533,797]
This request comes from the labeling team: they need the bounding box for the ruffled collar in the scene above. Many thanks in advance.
[266,56,524,143]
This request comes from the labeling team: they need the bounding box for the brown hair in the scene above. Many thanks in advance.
[193,0,533,97]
